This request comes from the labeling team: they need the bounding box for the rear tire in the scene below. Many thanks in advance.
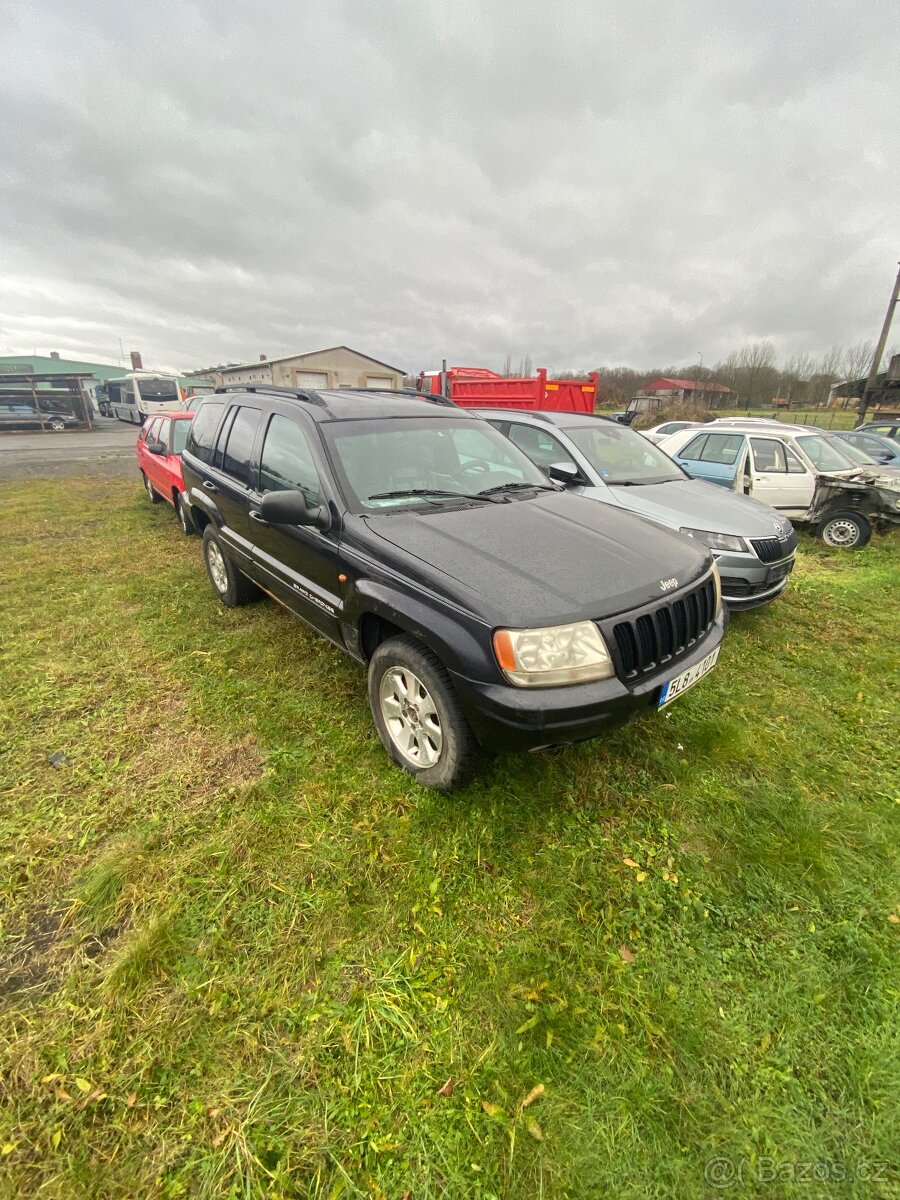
[202,526,260,606]
[815,510,871,550]
[142,471,162,504]
[176,492,196,536]
[368,634,485,790]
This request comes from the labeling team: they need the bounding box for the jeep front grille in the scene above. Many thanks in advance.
[611,575,717,679]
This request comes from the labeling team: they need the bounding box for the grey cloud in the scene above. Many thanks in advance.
[1,0,897,375]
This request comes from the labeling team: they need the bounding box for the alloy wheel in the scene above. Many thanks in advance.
[379,667,443,767]
[206,541,229,593]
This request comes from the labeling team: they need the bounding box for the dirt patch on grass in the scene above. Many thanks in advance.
[0,907,123,1008]
[197,736,263,795]
[0,907,66,1004]
[113,683,262,798]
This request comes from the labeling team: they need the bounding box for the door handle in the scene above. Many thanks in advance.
[203,481,218,493]
[249,510,267,524]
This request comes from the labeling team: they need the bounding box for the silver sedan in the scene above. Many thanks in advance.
[474,409,797,611]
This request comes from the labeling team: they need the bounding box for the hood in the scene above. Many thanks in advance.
[359,491,711,628]
[600,478,793,538]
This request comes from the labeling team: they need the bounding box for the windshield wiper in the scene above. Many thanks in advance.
[367,488,498,503]
[477,481,557,497]
[606,477,678,486]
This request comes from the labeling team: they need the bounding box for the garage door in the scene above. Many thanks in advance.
[296,371,328,388]
[366,376,394,390]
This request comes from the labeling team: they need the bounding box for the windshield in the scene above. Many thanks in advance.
[323,417,551,510]
[566,423,686,485]
[137,377,180,403]
[795,434,866,471]
[171,418,191,455]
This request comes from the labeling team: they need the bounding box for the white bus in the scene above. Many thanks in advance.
[104,372,184,423]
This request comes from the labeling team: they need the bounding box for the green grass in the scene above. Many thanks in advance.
[1,477,898,1198]
[708,408,859,430]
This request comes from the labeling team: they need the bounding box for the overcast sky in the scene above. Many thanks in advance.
[1,0,897,376]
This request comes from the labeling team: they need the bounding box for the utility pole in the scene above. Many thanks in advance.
[693,351,703,408]
[856,261,900,426]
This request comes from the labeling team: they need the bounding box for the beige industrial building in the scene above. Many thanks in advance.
[189,345,405,391]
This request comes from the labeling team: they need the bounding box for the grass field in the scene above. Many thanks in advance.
[708,409,860,430]
[1,477,898,1198]
[619,406,862,434]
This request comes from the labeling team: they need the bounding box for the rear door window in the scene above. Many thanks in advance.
[697,433,744,465]
[186,401,225,464]
[856,435,885,456]
[221,407,262,484]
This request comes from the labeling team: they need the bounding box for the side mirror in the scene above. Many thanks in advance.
[547,461,579,484]
[259,488,325,527]
[147,441,166,455]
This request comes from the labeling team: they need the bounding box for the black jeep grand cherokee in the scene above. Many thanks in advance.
[181,387,726,789]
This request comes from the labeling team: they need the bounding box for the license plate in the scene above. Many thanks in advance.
[658,646,720,708]
[767,560,793,584]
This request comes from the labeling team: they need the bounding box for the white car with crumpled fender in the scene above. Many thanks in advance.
[659,420,900,549]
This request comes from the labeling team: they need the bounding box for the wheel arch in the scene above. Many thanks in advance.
[190,504,211,533]
[357,612,407,661]
[347,582,494,680]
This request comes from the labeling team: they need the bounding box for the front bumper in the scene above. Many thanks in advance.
[450,611,727,754]
[713,547,794,610]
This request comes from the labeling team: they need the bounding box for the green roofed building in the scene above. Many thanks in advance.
[0,354,198,413]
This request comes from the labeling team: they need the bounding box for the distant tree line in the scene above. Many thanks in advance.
[505,341,897,409]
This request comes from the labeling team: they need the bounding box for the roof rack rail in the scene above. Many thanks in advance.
[331,386,458,408]
[214,384,327,406]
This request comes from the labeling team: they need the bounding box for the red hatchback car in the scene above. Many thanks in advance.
[136,412,196,534]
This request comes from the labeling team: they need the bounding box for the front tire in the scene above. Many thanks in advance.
[816,510,872,550]
[368,635,485,790]
[201,526,260,606]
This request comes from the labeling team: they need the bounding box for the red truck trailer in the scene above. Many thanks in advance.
[416,366,599,413]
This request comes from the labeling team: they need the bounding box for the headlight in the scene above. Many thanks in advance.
[679,527,747,553]
[493,620,614,687]
[711,561,722,616]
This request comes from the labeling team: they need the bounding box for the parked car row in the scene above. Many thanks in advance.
[133,389,893,789]
[657,419,900,549]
